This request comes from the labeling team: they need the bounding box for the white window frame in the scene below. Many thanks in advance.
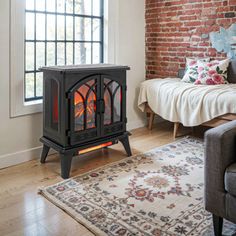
[10,0,42,117]
[10,0,119,117]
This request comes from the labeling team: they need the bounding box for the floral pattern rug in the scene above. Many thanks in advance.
[39,137,236,236]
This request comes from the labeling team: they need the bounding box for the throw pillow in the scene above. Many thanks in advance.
[194,59,230,85]
[181,57,210,83]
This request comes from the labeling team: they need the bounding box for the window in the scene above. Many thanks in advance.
[11,0,116,117]
[24,0,104,102]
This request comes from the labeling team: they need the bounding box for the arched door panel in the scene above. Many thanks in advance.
[102,76,125,136]
[69,75,100,145]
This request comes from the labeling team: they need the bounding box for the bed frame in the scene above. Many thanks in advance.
[146,60,236,138]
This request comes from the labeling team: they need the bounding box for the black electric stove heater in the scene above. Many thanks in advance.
[40,64,132,179]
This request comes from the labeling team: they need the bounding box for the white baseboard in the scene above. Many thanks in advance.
[127,118,146,130]
[127,116,164,131]
[0,146,56,170]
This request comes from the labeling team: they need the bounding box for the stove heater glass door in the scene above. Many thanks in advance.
[69,75,100,145]
[104,78,122,126]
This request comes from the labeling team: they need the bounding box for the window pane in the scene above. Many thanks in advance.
[75,43,91,64]
[36,73,43,97]
[25,73,35,99]
[57,43,65,65]
[93,0,101,16]
[36,42,45,70]
[57,15,65,40]
[93,19,100,41]
[46,0,55,12]
[25,42,35,71]
[25,0,103,101]
[66,43,73,65]
[57,0,65,13]
[26,0,34,10]
[47,43,55,66]
[25,13,35,40]
[75,0,92,15]
[75,43,79,64]
[66,0,73,13]
[47,14,55,40]
[93,43,100,64]
[36,13,45,40]
[36,0,45,11]
[75,17,91,41]
[66,16,73,40]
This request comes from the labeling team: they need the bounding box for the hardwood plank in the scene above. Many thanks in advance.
[5,223,52,236]
[38,213,94,236]
[219,113,236,121]
[202,119,229,127]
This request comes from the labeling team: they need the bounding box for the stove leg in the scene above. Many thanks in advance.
[60,153,73,179]
[120,135,132,157]
[40,144,50,163]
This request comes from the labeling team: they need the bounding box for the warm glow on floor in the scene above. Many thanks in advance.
[78,142,113,155]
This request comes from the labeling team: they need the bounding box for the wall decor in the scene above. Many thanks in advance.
[210,23,236,59]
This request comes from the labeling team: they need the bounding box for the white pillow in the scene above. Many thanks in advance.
[181,58,210,83]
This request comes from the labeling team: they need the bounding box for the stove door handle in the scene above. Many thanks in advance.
[98,99,105,114]
[101,99,105,114]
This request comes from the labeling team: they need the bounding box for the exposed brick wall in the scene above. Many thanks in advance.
[146,0,236,79]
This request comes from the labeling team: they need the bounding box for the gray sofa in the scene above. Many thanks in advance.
[204,120,236,235]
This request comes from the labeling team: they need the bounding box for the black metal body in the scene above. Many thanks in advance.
[40,64,132,179]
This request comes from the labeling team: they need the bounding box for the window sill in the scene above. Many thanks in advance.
[11,100,43,118]
[25,99,42,106]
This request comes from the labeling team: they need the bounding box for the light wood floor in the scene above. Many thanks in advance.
[0,122,205,236]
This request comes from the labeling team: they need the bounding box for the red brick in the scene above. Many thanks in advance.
[145,0,233,78]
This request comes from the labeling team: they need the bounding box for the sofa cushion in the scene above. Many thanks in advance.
[228,59,236,84]
[225,163,236,197]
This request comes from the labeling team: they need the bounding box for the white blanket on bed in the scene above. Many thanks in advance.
[138,78,236,126]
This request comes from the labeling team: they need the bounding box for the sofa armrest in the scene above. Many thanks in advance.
[204,120,236,216]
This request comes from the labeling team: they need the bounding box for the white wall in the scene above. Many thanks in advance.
[0,0,43,167]
[116,0,146,130]
[0,0,145,168]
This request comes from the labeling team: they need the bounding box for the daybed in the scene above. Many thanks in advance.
[138,60,236,138]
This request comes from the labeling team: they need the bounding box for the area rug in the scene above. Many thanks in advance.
[39,137,236,236]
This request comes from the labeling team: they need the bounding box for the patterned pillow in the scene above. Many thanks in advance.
[181,58,210,83]
[194,59,230,85]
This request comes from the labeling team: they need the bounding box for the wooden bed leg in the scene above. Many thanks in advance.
[191,127,194,135]
[173,122,180,139]
[148,112,155,130]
